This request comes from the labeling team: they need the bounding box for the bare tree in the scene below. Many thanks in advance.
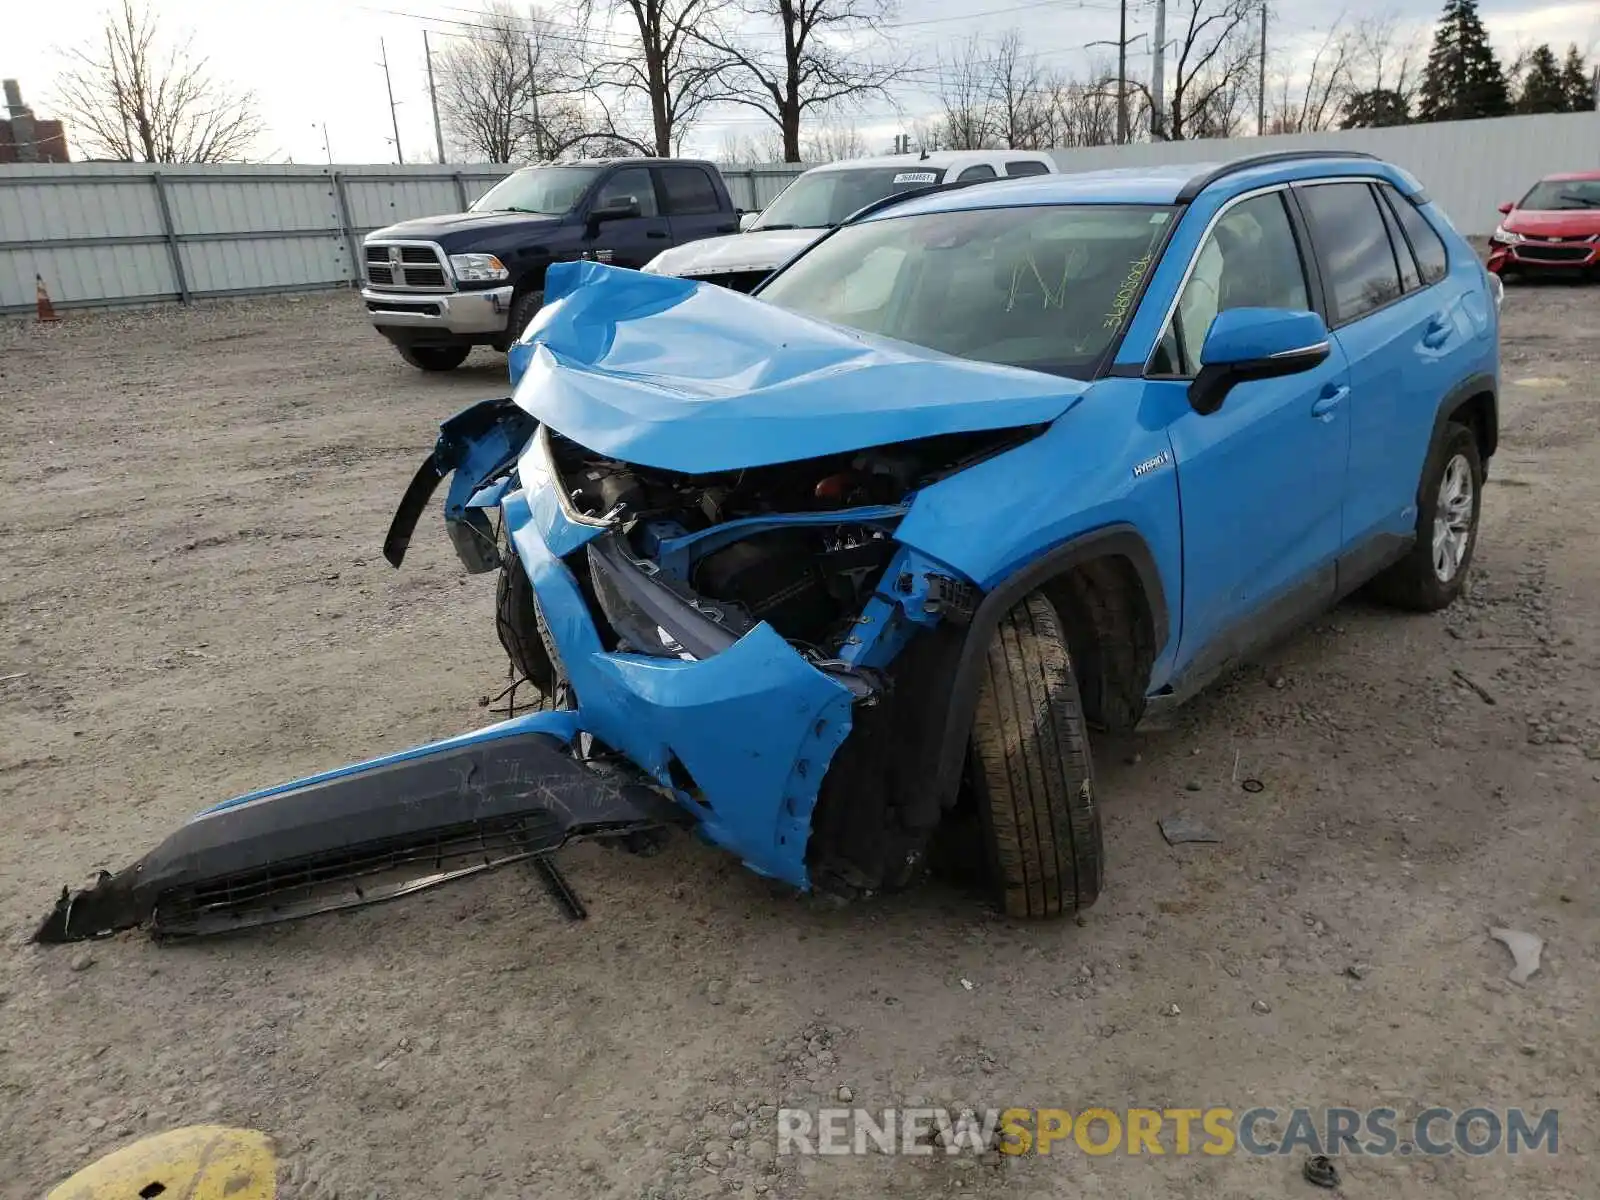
[718,128,786,161]
[909,116,947,153]
[937,36,996,149]
[987,30,1051,148]
[695,0,906,162]
[50,0,263,162]
[801,121,871,160]
[582,0,735,156]
[1165,0,1258,140]
[1266,20,1355,133]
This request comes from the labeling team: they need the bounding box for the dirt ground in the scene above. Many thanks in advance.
[1,279,1597,1200]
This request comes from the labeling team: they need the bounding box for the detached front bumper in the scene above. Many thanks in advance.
[362,284,513,337]
[36,713,684,943]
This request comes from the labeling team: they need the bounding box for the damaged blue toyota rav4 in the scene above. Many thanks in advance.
[40,151,1502,943]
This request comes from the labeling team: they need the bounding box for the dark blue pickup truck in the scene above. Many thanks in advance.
[360,158,740,371]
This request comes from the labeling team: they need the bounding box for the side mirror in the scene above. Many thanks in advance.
[1497,201,1514,215]
[587,196,642,230]
[739,211,761,231]
[1188,307,1330,416]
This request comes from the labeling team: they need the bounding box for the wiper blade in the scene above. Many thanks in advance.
[1557,194,1600,208]
[753,223,799,230]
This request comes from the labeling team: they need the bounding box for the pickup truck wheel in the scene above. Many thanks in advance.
[494,554,562,710]
[396,344,471,372]
[970,592,1103,919]
[506,289,545,344]
[1367,421,1483,611]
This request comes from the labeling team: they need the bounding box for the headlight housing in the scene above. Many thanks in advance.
[1492,225,1524,245]
[450,252,509,283]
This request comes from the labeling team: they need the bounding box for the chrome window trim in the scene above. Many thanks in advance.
[1143,182,1304,380]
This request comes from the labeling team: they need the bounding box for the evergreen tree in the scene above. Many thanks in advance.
[1341,89,1411,128]
[1559,44,1595,112]
[1516,44,1566,113]
[1417,0,1512,121]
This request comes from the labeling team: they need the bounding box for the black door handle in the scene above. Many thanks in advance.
[647,230,668,239]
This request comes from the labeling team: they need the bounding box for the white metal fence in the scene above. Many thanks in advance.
[3,111,1595,314]
[0,162,807,315]
[1049,111,1600,238]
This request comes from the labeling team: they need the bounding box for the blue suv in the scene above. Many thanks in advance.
[37,152,1502,944]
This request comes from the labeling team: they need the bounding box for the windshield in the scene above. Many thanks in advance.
[1518,179,1600,210]
[751,167,948,231]
[470,166,601,215]
[756,204,1175,379]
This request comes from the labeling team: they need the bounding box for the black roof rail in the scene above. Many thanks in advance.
[1176,149,1382,202]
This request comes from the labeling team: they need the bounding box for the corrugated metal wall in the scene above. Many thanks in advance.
[1049,111,1600,237]
[0,162,805,314]
[5,113,1593,313]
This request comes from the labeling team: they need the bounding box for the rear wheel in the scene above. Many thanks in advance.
[396,344,471,372]
[1368,421,1482,611]
[969,592,1103,919]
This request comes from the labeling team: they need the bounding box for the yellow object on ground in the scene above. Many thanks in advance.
[45,1125,277,1199]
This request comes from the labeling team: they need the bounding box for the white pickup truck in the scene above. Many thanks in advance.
[641,149,1057,292]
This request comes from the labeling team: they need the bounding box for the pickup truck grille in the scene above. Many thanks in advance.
[364,242,451,292]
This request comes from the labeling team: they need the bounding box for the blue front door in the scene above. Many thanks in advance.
[1145,187,1353,680]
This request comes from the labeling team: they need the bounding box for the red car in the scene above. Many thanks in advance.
[1487,170,1600,279]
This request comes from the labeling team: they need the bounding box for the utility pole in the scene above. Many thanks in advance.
[1150,0,1166,140]
[379,38,404,164]
[1116,0,1129,144]
[1257,1,1268,136]
[528,7,546,161]
[424,31,445,165]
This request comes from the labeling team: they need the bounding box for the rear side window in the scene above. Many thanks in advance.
[1375,191,1421,292]
[1297,182,1403,325]
[1381,185,1449,285]
[657,166,721,216]
[595,167,658,217]
[1006,160,1051,177]
[957,164,998,182]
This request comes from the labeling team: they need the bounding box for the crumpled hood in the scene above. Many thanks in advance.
[507,260,1086,474]
[643,228,824,278]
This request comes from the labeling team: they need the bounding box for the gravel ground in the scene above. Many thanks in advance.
[2,280,1598,1199]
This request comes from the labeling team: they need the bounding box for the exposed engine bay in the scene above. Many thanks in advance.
[545,426,1036,655]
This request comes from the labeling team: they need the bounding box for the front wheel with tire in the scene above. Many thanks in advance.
[396,344,471,372]
[1368,420,1483,611]
[505,289,545,346]
[969,591,1103,919]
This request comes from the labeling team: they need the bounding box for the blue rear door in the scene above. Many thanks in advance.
[1293,180,1468,568]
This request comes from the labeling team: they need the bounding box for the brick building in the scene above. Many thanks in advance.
[1,80,70,163]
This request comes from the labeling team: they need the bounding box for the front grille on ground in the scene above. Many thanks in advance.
[363,242,452,291]
[151,815,563,937]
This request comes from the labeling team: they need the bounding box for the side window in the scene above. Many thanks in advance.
[1151,191,1311,377]
[1297,182,1403,324]
[1382,185,1449,285]
[656,165,720,216]
[594,168,658,218]
[957,164,997,182]
[1375,187,1421,292]
[1005,160,1051,177]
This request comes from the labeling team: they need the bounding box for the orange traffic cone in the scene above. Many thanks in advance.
[35,274,61,324]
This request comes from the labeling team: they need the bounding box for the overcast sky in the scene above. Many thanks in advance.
[5,0,1596,164]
